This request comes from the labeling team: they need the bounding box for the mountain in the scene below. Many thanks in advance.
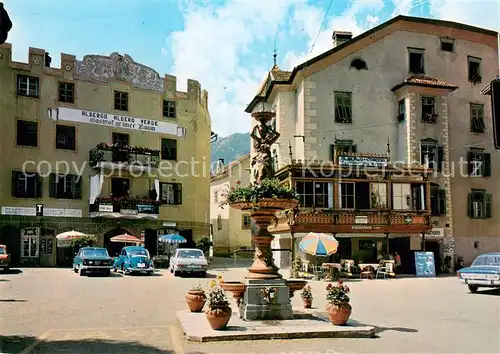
[211,132,250,166]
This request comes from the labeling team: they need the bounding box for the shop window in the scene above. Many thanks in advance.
[468,190,492,219]
[296,181,333,208]
[55,125,76,150]
[49,174,82,199]
[160,182,182,205]
[161,138,177,160]
[467,149,491,177]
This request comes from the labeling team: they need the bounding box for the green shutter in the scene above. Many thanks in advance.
[36,174,43,198]
[172,140,178,160]
[74,175,82,199]
[11,171,17,197]
[485,193,492,218]
[439,189,446,215]
[49,174,56,198]
[467,152,474,176]
[174,183,182,205]
[329,144,335,160]
[483,153,491,177]
[351,144,357,153]
[467,193,473,218]
[437,146,444,172]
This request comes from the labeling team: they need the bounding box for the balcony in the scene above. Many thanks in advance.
[89,143,160,172]
[271,209,431,234]
[89,197,160,219]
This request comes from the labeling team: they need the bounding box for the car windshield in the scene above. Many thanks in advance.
[0,248,5,254]
[472,255,500,266]
[177,250,204,258]
[129,249,149,257]
[81,249,108,257]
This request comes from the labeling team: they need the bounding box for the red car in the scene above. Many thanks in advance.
[0,244,11,271]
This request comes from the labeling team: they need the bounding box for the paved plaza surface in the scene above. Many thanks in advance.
[1,261,499,354]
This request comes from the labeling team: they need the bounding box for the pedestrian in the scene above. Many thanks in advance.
[394,252,401,272]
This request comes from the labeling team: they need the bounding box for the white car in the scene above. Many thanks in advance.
[169,248,208,277]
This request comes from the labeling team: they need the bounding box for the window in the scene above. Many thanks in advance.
[392,183,411,210]
[334,92,352,123]
[408,48,424,74]
[12,171,42,198]
[163,100,176,118]
[339,182,355,209]
[217,215,222,230]
[112,132,129,147]
[16,120,38,147]
[422,97,437,123]
[242,215,251,229]
[430,184,446,216]
[114,91,129,111]
[468,190,492,219]
[398,99,405,122]
[21,234,39,258]
[111,178,130,198]
[160,182,182,205]
[58,82,75,103]
[296,181,333,208]
[49,174,82,199]
[420,139,443,171]
[468,149,491,177]
[440,39,454,52]
[468,56,482,83]
[470,104,485,133]
[213,190,218,203]
[350,58,367,70]
[55,125,76,150]
[161,138,177,160]
[17,74,39,97]
[330,140,357,159]
[370,183,387,209]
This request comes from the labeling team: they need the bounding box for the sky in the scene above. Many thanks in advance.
[3,0,499,137]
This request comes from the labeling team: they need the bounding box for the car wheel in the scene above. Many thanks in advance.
[105,269,111,277]
[200,271,207,278]
[78,266,85,276]
[73,267,78,273]
[468,285,478,293]
[147,270,154,276]
[170,267,174,273]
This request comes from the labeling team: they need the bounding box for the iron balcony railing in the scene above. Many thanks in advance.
[89,143,160,169]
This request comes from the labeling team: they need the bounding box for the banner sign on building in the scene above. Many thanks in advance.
[414,251,436,277]
[338,155,388,168]
[48,107,186,137]
[1,207,82,218]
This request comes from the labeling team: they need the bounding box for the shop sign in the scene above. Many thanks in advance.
[120,209,138,215]
[1,207,82,218]
[427,228,444,237]
[351,225,373,230]
[98,204,114,213]
[355,216,368,224]
[48,107,186,137]
[338,155,388,168]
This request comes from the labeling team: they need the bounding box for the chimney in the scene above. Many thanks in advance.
[44,52,52,67]
[332,31,352,48]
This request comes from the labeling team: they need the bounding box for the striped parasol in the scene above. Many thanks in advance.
[299,233,339,256]
[110,234,141,243]
[56,230,86,240]
[158,233,187,244]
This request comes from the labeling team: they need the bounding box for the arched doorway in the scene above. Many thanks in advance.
[104,228,134,257]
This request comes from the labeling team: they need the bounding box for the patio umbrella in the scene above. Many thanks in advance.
[299,233,339,256]
[56,230,86,240]
[110,234,141,243]
[158,233,187,244]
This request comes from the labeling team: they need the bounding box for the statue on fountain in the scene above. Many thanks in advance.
[250,119,280,184]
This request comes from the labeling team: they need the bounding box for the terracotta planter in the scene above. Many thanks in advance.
[205,306,232,330]
[302,298,312,308]
[185,290,206,312]
[325,302,352,325]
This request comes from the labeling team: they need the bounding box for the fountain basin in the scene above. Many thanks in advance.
[286,280,307,298]
[219,282,247,306]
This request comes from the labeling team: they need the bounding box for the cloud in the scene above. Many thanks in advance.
[392,0,415,16]
[429,0,500,31]
[166,0,298,137]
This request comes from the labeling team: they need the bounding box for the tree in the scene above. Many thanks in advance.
[0,3,13,45]
[70,235,97,250]
[195,236,212,258]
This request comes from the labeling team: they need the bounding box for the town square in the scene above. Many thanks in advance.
[0,0,499,353]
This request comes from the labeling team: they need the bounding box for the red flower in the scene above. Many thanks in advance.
[236,180,241,185]
[338,280,343,285]
[326,283,332,290]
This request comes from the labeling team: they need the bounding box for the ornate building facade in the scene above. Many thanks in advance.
[0,44,211,266]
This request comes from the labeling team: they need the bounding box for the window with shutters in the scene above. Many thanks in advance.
[160,182,182,205]
[161,138,177,160]
[58,82,75,103]
[420,139,443,171]
[55,125,76,150]
[334,92,352,123]
[12,171,42,198]
[17,74,39,97]
[430,184,446,216]
[163,100,176,118]
[470,104,485,133]
[16,120,38,147]
[467,149,491,177]
[468,190,492,219]
[49,174,82,199]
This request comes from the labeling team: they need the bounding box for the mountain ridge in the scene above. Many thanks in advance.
[211,132,250,166]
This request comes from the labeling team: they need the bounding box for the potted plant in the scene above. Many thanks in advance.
[300,285,313,308]
[325,280,352,325]
[205,278,232,330]
[185,283,206,312]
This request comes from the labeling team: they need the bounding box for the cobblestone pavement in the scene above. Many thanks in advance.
[1,263,499,354]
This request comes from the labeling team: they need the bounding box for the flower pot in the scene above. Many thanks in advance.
[205,306,232,330]
[325,302,352,325]
[185,290,206,312]
[302,298,312,308]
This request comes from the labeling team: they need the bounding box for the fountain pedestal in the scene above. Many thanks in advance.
[239,278,293,320]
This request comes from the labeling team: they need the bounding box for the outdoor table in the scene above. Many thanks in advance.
[321,263,341,280]
[359,263,378,279]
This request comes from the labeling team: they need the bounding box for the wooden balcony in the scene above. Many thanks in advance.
[270,209,431,234]
[89,197,160,219]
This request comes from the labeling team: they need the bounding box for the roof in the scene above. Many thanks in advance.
[211,153,251,180]
[392,75,459,91]
[246,15,498,112]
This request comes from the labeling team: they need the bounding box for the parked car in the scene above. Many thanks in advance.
[457,252,500,293]
[169,248,208,277]
[73,247,113,276]
[113,246,154,275]
[0,244,10,271]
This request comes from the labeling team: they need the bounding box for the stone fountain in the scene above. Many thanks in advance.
[220,111,306,321]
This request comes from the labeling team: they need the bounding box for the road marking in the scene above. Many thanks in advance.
[21,331,50,354]
[169,324,184,354]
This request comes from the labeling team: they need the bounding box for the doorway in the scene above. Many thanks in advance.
[389,237,412,274]
[111,178,130,198]
[104,228,132,256]
[111,133,130,163]
[424,240,441,274]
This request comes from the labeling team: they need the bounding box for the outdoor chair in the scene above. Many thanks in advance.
[376,260,395,279]
[339,259,354,279]
[360,265,374,279]
[310,264,324,280]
